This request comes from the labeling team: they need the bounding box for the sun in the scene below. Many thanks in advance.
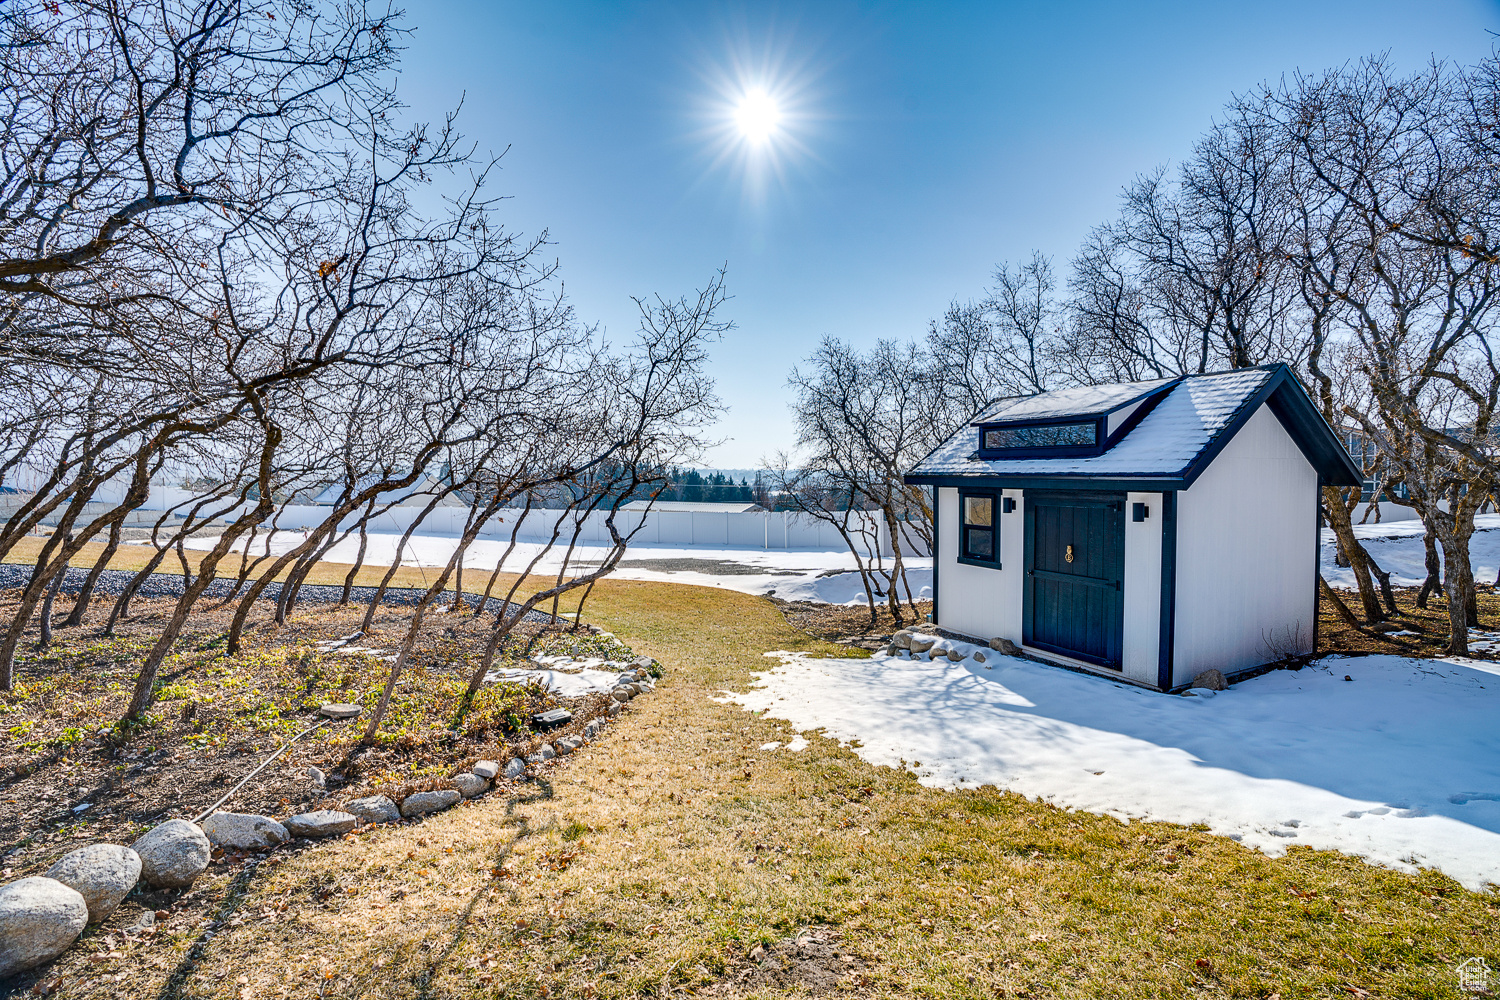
[734,89,781,144]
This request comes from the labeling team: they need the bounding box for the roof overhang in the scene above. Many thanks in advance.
[904,472,1191,492]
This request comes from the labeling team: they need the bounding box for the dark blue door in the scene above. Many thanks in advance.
[1023,492,1124,669]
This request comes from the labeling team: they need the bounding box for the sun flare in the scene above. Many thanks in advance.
[734,90,781,143]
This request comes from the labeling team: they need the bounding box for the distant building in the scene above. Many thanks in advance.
[619,500,765,514]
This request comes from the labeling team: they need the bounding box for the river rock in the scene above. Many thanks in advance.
[555,735,583,755]
[1191,669,1228,691]
[400,790,461,818]
[318,703,362,719]
[344,795,400,825]
[471,760,500,780]
[607,700,622,717]
[284,810,358,838]
[908,635,936,654]
[945,648,964,662]
[891,630,913,649]
[989,637,1021,656]
[131,819,211,889]
[0,878,89,979]
[611,687,633,703]
[201,812,290,850]
[502,758,526,780]
[972,650,987,664]
[524,744,557,765]
[44,844,141,923]
[451,773,488,798]
[583,719,603,738]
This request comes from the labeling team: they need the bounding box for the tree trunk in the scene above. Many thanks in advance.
[37,552,70,649]
[104,545,174,634]
[1417,532,1444,608]
[1364,553,1401,619]
[341,516,371,605]
[62,519,122,627]
[1321,486,1384,621]
[1436,528,1475,656]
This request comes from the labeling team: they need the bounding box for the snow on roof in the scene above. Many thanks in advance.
[912,367,1274,479]
[969,378,1174,425]
[620,500,764,514]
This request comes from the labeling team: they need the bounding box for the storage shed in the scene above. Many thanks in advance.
[904,364,1360,691]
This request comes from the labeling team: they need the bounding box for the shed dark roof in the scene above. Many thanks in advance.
[968,378,1173,425]
[905,364,1361,490]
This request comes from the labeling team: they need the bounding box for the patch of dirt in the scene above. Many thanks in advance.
[1318,584,1500,659]
[573,556,802,576]
[0,592,628,851]
[708,926,872,994]
[770,596,933,649]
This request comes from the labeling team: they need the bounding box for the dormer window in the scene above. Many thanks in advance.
[977,418,1105,459]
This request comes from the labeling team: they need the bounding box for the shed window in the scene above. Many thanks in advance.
[982,422,1096,451]
[960,492,998,566]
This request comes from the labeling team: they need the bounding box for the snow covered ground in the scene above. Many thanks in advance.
[727,644,1500,890]
[182,506,1494,604]
[1322,513,1500,589]
[184,531,930,605]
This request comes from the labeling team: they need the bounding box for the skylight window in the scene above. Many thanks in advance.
[982,421,1097,451]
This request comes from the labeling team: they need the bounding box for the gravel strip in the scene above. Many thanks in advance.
[0,564,555,622]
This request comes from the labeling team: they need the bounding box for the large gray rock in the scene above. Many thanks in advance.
[283,810,357,838]
[606,700,622,717]
[44,844,141,923]
[131,819,211,889]
[891,631,914,650]
[470,760,500,780]
[502,758,526,780]
[555,735,583,756]
[583,719,603,739]
[343,795,400,825]
[0,878,89,978]
[1191,669,1228,691]
[451,773,488,798]
[200,812,289,850]
[524,744,557,764]
[945,648,964,662]
[611,687,633,703]
[400,790,461,818]
[908,635,936,654]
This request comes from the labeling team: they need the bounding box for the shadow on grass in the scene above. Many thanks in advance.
[405,778,557,1000]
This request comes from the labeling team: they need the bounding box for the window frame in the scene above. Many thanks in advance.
[976,416,1108,460]
[957,489,1001,568]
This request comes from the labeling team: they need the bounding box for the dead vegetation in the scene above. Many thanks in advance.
[2,576,1495,999]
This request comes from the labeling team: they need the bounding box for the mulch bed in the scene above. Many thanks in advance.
[1317,583,1500,659]
[770,597,933,649]
[0,589,626,858]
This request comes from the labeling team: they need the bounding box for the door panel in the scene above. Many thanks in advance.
[1023,493,1124,668]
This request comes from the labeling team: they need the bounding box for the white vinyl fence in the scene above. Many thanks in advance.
[256,505,931,557]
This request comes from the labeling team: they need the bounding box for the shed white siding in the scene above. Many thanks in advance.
[1120,491,1163,686]
[1171,406,1317,685]
[936,486,1023,644]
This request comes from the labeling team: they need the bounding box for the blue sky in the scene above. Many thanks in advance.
[400,1,1500,468]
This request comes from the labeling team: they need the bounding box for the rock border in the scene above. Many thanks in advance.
[0,657,662,984]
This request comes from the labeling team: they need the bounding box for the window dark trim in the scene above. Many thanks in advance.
[976,416,1107,460]
[956,489,1001,568]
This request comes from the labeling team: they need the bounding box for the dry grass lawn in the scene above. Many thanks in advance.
[4,544,1499,998]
